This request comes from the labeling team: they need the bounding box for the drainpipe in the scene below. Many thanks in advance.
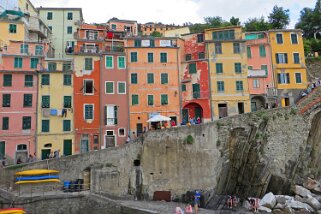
[99,54,103,149]
[35,70,39,158]
[177,40,182,123]
[206,41,214,121]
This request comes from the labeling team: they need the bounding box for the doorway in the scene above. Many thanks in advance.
[105,131,116,147]
[0,141,5,159]
[284,98,290,107]
[195,107,202,122]
[251,102,257,112]
[238,102,244,114]
[182,109,189,123]
[136,123,143,137]
[81,134,89,153]
[63,139,72,156]
[41,149,51,160]
[218,104,228,118]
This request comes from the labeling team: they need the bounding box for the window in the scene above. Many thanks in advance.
[216,63,223,74]
[291,33,298,44]
[23,94,32,107]
[22,116,31,130]
[118,56,125,69]
[41,74,50,85]
[134,40,141,47]
[20,44,28,54]
[132,94,139,105]
[234,63,242,73]
[48,26,52,31]
[198,52,205,59]
[84,104,94,120]
[181,84,186,91]
[2,94,10,107]
[105,105,118,125]
[295,73,302,83]
[217,81,224,92]
[42,120,50,132]
[293,53,300,64]
[131,73,137,84]
[150,39,155,47]
[84,80,94,94]
[261,65,268,76]
[161,73,168,84]
[185,54,192,61]
[14,57,23,68]
[67,26,72,34]
[41,95,50,108]
[2,117,9,130]
[111,24,116,30]
[30,58,38,69]
[106,56,113,68]
[63,62,72,71]
[118,82,126,94]
[247,46,251,58]
[105,82,114,94]
[253,79,260,88]
[131,52,138,62]
[64,96,72,108]
[276,33,283,44]
[48,62,57,71]
[118,128,125,137]
[64,74,72,86]
[3,74,12,87]
[35,45,43,55]
[276,53,288,64]
[277,73,290,84]
[233,43,240,54]
[147,73,154,84]
[84,58,93,70]
[258,45,266,57]
[212,30,235,40]
[25,75,33,87]
[215,42,222,54]
[9,24,17,33]
[67,12,73,20]
[248,66,253,70]
[197,34,204,43]
[236,81,243,91]
[63,120,71,131]
[148,53,153,63]
[160,53,167,63]
[161,94,168,105]
[189,63,197,74]
[17,144,27,150]
[47,12,53,20]
[148,95,154,106]
[192,84,200,98]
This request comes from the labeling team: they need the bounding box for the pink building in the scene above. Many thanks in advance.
[245,32,276,111]
[0,41,48,163]
[108,17,138,37]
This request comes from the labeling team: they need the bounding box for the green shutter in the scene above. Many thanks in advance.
[236,81,243,91]
[217,81,224,92]
[235,63,241,73]
[14,57,22,68]
[118,56,125,68]
[118,82,125,93]
[160,53,167,63]
[192,84,200,98]
[23,94,32,107]
[131,73,137,84]
[2,94,11,107]
[85,105,93,119]
[41,74,50,85]
[64,96,72,108]
[63,120,71,131]
[161,73,168,84]
[22,116,31,129]
[42,95,50,108]
[216,63,223,74]
[3,74,12,86]
[148,95,154,105]
[131,52,137,62]
[189,63,197,74]
[132,95,138,105]
[25,75,33,87]
[181,84,186,91]
[106,82,114,93]
[106,56,113,68]
[42,120,50,132]
[63,74,72,86]
[259,45,266,57]
[114,106,118,125]
[148,53,153,63]
[85,58,93,70]
[261,65,268,76]
[247,46,251,58]
[2,117,9,130]
[30,58,39,69]
[35,45,43,55]
[161,94,168,105]
[48,62,56,71]
[147,73,154,84]
[20,44,28,54]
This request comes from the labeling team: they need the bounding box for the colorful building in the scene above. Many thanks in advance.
[108,17,138,37]
[205,26,251,119]
[140,23,179,36]
[181,33,212,123]
[126,37,183,136]
[245,32,276,111]
[268,29,307,107]
[38,7,83,58]
[70,24,101,153]
[36,58,74,160]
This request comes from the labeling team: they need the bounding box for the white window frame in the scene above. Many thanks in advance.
[295,72,302,84]
[160,94,169,105]
[279,73,290,84]
[84,57,94,70]
[105,81,114,94]
[253,79,260,88]
[118,128,126,137]
[117,56,126,69]
[105,55,114,69]
[277,53,287,64]
[293,52,300,64]
[160,73,169,85]
[83,104,94,120]
[105,130,116,148]
[147,94,154,106]
[291,33,298,44]
[16,144,27,151]
[117,81,126,94]
[83,79,94,95]
[106,105,117,126]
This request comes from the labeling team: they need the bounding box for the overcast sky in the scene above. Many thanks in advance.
[31,0,316,28]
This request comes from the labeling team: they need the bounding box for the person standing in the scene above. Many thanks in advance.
[194,190,201,214]
[2,157,7,167]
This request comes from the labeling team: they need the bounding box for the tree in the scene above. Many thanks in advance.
[244,17,271,32]
[230,16,240,26]
[204,16,231,28]
[268,5,290,29]
[150,31,162,37]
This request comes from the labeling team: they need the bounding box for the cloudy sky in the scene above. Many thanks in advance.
[31,0,315,28]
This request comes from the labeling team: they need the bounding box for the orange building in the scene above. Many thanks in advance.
[140,23,178,36]
[108,17,138,37]
[126,37,184,136]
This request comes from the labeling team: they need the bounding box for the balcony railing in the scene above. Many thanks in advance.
[266,87,278,97]
[248,69,267,78]
[105,45,124,53]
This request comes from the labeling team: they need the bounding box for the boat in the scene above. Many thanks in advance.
[16,175,59,181]
[15,169,59,176]
[15,179,60,185]
[0,208,25,214]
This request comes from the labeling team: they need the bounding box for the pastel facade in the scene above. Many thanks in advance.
[181,33,212,123]
[108,18,138,37]
[245,32,275,111]
[38,7,83,58]
[36,59,74,160]
[140,23,178,36]
[268,30,307,107]
[126,37,183,135]
[205,26,251,119]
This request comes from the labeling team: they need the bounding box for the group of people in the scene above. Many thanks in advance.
[301,79,321,97]
[226,195,239,209]
[248,197,259,213]
[174,190,201,214]
[181,117,201,126]
[47,149,60,159]
[174,204,193,214]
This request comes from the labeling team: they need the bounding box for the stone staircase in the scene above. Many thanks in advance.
[296,86,321,115]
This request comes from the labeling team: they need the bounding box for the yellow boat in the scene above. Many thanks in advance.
[15,169,59,176]
[0,208,25,214]
[15,179,60,185]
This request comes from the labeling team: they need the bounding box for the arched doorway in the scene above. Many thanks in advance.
[251,96,266,112]
[182,103,203,123]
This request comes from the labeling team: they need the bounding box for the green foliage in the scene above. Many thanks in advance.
[268,5,290,29]
[244,17,271,32]
[216,122,222,130]
[255,132,262,140]
[150,31,162,37]
[189,16,240,33]
[216,139,221,147]
[290,108,298,115]
[262,115,269,123]
[230,16,240,26]
[186,135,194,144]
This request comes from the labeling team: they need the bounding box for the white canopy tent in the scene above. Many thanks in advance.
[147,114,171,122]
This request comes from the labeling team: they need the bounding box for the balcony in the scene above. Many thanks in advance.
[104,45,124,53]
[74,32,105,41]
[0,46,46,57]
[266,87,278,97]
[248,69,267,78]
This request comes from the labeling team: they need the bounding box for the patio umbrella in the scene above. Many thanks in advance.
[147,115,171,122]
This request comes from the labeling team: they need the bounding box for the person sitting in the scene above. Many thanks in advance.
[16,157,23,164]
[227,195,233,208]
[171,120,176,127]
[232,196,238,208]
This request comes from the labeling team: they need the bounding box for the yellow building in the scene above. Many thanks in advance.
[205,26,251,119]
[268,29,307,107]
[36,58,74,160]
[0,21,25,45]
